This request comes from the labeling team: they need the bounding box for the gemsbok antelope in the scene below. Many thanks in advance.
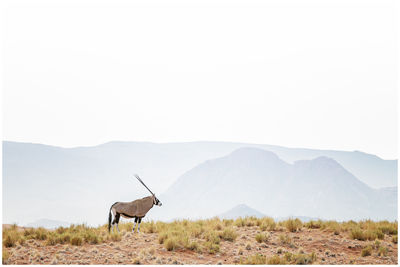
[108,175,162,233]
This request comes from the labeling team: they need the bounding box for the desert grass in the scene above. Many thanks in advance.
[361,245,372,257]
[241,251,317,265]
[2,248,10,264]
[3,224,112,247]
[284,218,302,232]
[255,233,270,243]
[3,217,397,258]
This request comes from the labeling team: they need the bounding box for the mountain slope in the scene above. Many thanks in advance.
[152,148,397,221]
[2,141,397,225]
[217,204,265,219]
[25,219,71,229]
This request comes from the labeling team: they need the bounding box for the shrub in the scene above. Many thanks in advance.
[3,232,19,248]
[204,231,220,245]
[378,246,388,257]
[2,249,10,264]
[279,234,292,245]
[222,219,233,227]
[83,231,100,244]
[158,232,168,244]
[294,254,314,265]
[255,233,269,243]
[214,223,223,231]
[259,217,276,231]
[45,233,58,246]
[373,240,381,249]
[60,233,71,244]
[285,218,302,232]
[234,217,246,227]
[56,227,67,234]
[284,252,294,262]
[244,217,257,227]
[187,241,201,252]
[23,228,35,238]
[33,228,48,240]
[70,235,83,246]
[144,221,157,233]
[305,220,322,229]
[350,228,366,241]
[241,253,266,264]
[282,252,316,264]
[109,233,121,242]
[377,222,397,235]
[205,242,220,254]
[219,228,238,242]
[245,242,252,250]
[324,221,341,234]
[164,238,177,251]
[350,228,384,241]
[267,255,285,264]
[361,246,372,257]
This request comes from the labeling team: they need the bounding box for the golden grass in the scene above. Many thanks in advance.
[2,248,10,264]
[242,251,317,265]
[361,245,372,257]
[350,227,386,241]
[3,224,109,247]
[219,228,238,242]
[240,253,266,264]
[378,246,388,257]
[284,218,302,232]
[255,233,270,243]
[279,234,292,245]
[259,217,276,231]
[283,251,317,264]
[3,217,397,258]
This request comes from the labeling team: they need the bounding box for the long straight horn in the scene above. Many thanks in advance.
[134,174,155,196]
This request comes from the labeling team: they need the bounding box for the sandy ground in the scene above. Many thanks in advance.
[3,226,398,265]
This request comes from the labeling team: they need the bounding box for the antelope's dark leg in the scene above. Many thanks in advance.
[132,217,138,232]
[137,218,142,233]
[116,213,121,233]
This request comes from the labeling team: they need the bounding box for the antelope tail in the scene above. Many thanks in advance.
[108,207,112,233]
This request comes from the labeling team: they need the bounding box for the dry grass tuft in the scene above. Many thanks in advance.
[361,246,372,257]
[240,253,266,264]
[2,248,10,264]
[219,228,238,242]
[378,246,388,257]
[284,218,302,232]
[255,233,269,243]
[279,234,292,245]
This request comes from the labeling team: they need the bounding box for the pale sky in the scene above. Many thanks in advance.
[2,0,398,159]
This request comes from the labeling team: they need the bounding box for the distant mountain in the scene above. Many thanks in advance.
[216,205,319,222]
[25,219,70,229]
[217,204,265,219]
[2,141,397,225]
[152,148,397,221]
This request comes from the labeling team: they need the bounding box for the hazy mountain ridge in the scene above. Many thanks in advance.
[153,148,397,221]
[2,141,397,225]
[25,219,71,229]
[217,204,265,219]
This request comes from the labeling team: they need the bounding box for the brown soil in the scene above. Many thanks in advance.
[3,226,397,265]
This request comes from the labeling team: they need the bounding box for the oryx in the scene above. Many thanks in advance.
[108,174,162,233]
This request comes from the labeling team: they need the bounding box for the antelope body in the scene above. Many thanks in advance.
[108,175,162,233]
